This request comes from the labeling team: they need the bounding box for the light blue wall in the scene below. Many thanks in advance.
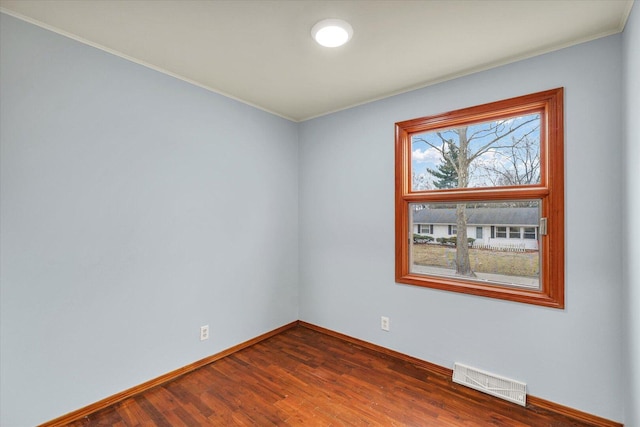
[299,35,625,422]
[0,14,299,426]
[623,3,640,426]
[2,7,637,427]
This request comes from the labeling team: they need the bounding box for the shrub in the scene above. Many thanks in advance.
[413,234,434,244]
[436,237,454,245]
[436,236,475,246]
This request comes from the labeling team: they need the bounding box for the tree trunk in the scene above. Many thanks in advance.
[455,203,475,277]
[454,127,475,277]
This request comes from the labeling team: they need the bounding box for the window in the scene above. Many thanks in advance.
[523,227,537,239]
[509,227,521,239]
[395,88,564,308]
[418,224,433,234]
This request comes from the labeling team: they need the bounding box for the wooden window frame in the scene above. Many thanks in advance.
[395,88,564,308]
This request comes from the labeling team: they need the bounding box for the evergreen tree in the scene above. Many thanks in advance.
[426,141,458,189]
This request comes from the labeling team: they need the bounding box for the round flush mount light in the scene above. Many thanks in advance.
[311,19,353,48]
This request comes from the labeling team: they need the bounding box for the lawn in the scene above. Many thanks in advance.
[412,244,539,278]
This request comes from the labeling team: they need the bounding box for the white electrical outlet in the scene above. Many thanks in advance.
[200,325,209,341]
[381,316,390,331]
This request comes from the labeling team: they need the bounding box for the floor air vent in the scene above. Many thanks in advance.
[452,363,527,406]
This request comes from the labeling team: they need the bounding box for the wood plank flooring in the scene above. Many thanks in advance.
[65,326,600,426]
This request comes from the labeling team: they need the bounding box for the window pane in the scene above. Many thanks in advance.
[410,201,541,289]
[524,227,536,239]
[418,224,432,234]
[411,113,541,191]
[509,227,521,239]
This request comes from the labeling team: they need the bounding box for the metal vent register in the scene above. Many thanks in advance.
[452,363,527,406]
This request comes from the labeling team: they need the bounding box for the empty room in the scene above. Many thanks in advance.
[1,1,639,426]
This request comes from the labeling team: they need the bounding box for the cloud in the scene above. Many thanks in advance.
[475,148,511,168]
[412,147,441,164]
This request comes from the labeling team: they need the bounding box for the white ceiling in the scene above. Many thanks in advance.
[0,0,634,122]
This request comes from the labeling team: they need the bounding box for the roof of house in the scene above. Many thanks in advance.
[412,206,539,226]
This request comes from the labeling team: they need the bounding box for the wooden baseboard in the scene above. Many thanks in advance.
[40,320,623,427]
[298,321,623,427]
[39,321,298,427]
[298,321,453,378]
[527,395,623,427]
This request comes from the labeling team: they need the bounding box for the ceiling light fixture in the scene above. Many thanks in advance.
[311,19,353,48]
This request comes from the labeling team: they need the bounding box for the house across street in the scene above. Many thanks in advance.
[412,206,540,251]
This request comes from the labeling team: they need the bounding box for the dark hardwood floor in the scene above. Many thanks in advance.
[66,326,600,426]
